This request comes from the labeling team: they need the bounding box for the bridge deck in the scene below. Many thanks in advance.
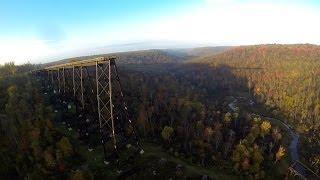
[44,56,116,70]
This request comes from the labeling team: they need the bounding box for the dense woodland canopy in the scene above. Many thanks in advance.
[120,63,287,178]
[1,44,320,179]
[194,44,320,174]
[0,64,95,179]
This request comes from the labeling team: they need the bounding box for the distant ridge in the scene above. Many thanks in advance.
[43,46,233,66]
[193,44,320,66]
[165,46,232,57]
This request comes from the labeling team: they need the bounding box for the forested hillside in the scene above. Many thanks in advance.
[2,44,320,179]
[120,63,288,178]
[1,58,289,179]
[194,44,320,174]
[0,64,99,179]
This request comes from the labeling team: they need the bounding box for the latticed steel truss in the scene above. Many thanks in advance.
[36,57,139,159]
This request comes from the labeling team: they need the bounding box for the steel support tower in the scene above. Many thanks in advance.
[36,57,140,160]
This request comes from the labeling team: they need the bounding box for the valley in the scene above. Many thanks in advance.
[1,44,320,179]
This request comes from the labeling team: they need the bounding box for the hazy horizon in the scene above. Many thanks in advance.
[1,41,320,65]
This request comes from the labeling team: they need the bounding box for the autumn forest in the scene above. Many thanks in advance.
[1,44,320,179]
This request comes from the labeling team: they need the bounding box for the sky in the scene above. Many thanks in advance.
[0,0,320,64]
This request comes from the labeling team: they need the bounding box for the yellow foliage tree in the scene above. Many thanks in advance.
[275,146,286,163]
[224,112,232,123]
[260,121,271,137]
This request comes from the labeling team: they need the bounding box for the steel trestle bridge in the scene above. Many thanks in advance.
[35,56,142,162]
